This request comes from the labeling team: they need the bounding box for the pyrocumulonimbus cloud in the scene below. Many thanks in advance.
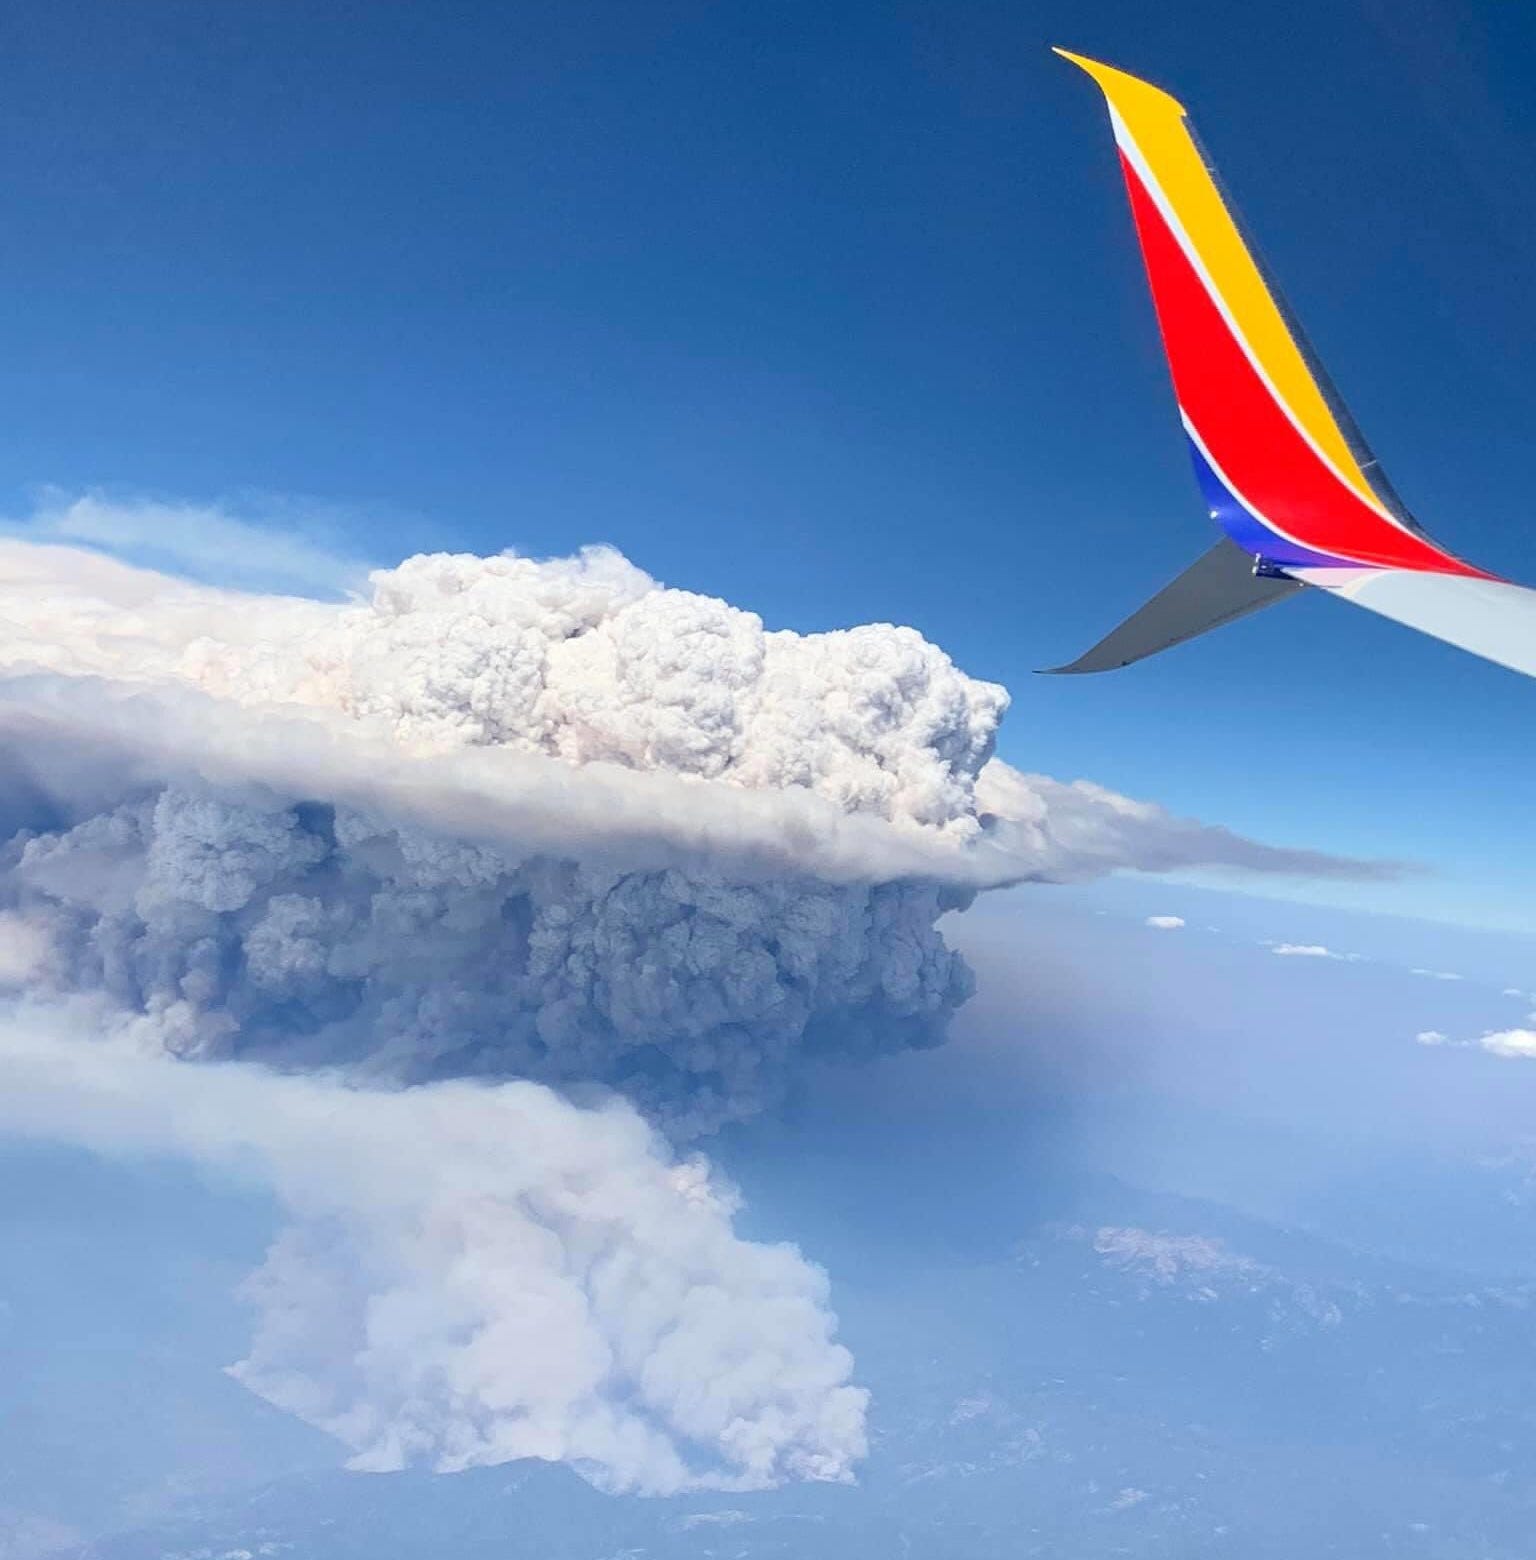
[0,531,1397,1492]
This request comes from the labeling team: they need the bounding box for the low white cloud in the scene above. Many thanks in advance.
[1410,968,1463,982]
[1480,1029,1536,1060]
[1263,941,1368,963]
[0,1005,866,1494]
[1091,1226,1255,1285]
[675,1510,754,1531]
[1144,915,1185,931]
[1408,1028,1536,1058]
[1079,1226,1341,1326]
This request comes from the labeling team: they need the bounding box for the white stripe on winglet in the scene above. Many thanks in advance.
[1182,412,1359,568]
[1107,106,1413,540]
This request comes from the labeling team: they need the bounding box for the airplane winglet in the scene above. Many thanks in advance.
[1037,537,1302,674]
[1042,49,1536,684]
[1051,48,1188,118]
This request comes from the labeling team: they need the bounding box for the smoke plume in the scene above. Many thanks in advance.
[0,531,1395,1489]
[0,1006,865,1493]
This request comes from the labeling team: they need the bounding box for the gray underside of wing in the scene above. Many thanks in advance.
[1040,536,1305,674]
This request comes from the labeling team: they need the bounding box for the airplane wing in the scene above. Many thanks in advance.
[1049,49,1536,681]
[1287,567,1536,681]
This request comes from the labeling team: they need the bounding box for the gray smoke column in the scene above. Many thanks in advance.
[0,1006,866,1493]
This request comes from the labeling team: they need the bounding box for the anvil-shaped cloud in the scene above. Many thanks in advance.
[0,531,1395,1493]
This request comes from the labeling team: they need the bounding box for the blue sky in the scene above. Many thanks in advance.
[2,0,1535,923]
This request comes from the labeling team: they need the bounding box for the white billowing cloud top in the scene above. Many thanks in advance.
[0,539,1389,880]
[0,540,1005,839]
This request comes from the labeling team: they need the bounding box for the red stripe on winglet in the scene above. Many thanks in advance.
[1117,149,1485,578]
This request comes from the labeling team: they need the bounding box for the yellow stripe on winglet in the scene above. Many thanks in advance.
[1053,48,1188,118]
[1052,48,1384,517]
